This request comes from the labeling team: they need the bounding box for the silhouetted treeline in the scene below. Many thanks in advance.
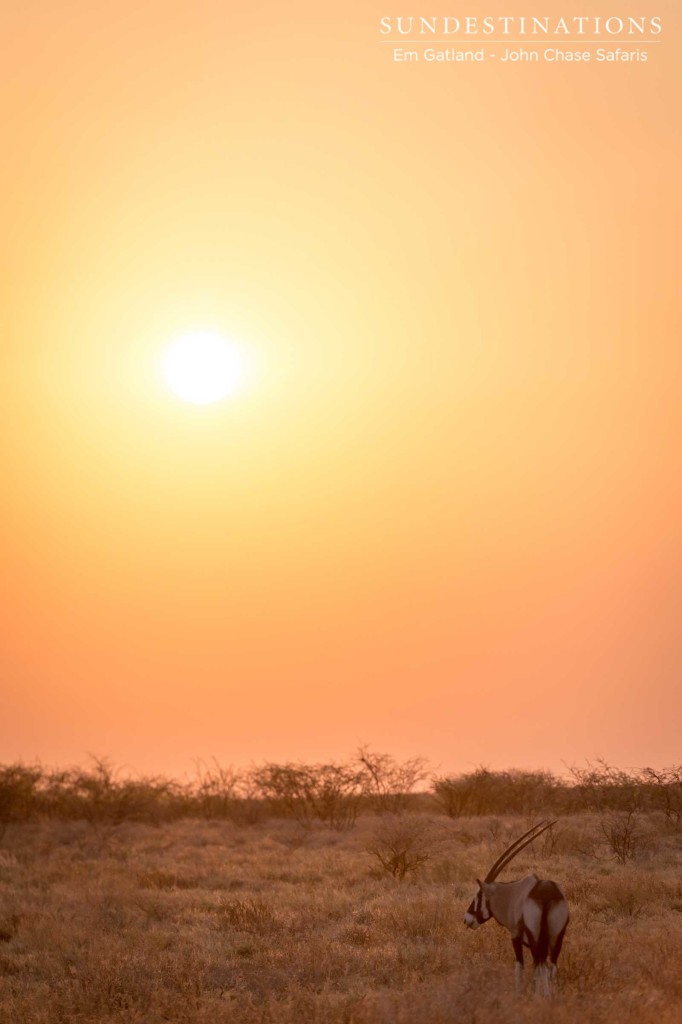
[1,753,680,833]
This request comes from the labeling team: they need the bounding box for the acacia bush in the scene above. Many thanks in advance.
[639,766,682,825]
[432,767,560,817]
[0,764,42,839]
[249,762,363,829]
[566,760,644,813]
[0,758,190,828]
[354,747,430,814]
[193,760,263,825]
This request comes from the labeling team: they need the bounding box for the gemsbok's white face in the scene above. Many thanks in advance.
[463,879,492,929]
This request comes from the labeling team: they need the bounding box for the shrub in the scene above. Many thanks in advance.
[638,765,682,825]
[600,809,647,864]
[192,760,263,824]
[566,759,643,814]
[432,767,559,817]
[367,815,434,880]
[355,746,430,814]
[250,762,362,829]
[0,763,42,837]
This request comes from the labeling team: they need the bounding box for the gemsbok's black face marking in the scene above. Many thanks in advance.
[463,880,492,929]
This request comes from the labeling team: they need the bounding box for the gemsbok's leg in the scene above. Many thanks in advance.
[547,902,569,997]
[512,937,524,995]
[533,962,549,996]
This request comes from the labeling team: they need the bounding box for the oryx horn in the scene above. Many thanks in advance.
[484,820,557,883]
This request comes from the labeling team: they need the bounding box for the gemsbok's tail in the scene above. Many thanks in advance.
[528,879,565,963]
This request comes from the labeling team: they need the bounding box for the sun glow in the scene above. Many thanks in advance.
[163,331,245,405]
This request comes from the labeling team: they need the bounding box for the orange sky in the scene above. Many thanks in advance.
[1,1,680,778]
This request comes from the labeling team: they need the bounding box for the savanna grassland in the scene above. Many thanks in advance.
[0,759,681,1024]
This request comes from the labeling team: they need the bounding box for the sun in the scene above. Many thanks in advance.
[163,331,245,405]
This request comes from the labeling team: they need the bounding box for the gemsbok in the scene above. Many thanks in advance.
[463,820,569,996]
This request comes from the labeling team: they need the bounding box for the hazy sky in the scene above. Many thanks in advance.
[2,1,680,778]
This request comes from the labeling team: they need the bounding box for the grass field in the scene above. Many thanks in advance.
[1,813,681,1023]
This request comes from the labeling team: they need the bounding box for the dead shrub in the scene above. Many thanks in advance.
[600,809,647,864]
[367,815,434,880]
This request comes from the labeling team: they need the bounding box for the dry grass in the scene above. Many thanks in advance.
[0,815,680,1023]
